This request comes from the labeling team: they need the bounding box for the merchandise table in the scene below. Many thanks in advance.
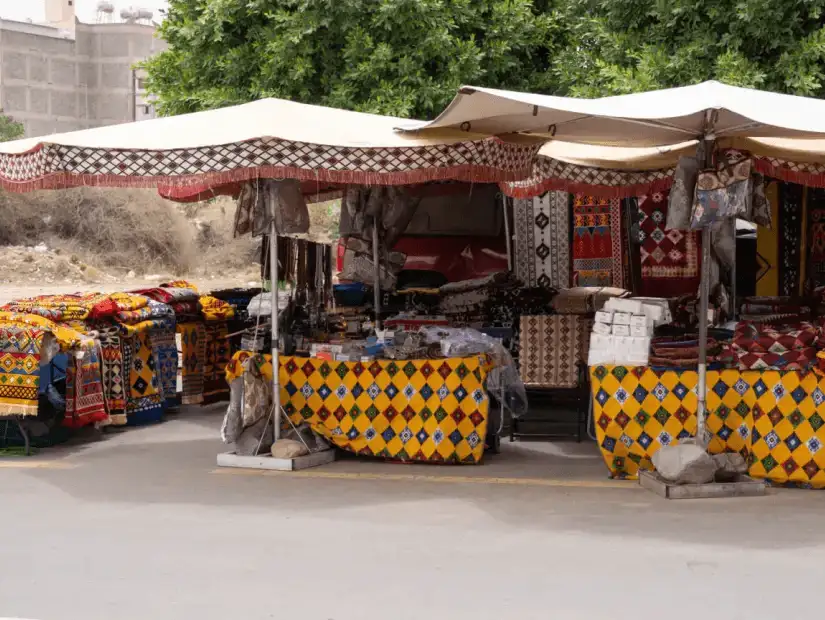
[591,365,825,488]
[226,352,495,463]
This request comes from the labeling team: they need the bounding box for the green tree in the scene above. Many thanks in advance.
[553,0,825,97]
[0,112,24,142]
[143,0,564,119]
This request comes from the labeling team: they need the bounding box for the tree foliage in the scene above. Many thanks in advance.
[0,112,24,142]
[144,0,564,119]
[145,0,825,119]
[553,0,825,97]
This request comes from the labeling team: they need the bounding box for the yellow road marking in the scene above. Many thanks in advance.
[210,468,633,489]
[0,460,75,470]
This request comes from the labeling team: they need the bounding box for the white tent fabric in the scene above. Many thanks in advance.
[0,97,541,197]
[408,81,825,146]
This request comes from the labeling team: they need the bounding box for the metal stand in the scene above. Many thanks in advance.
[268,190,281,443]
[502,194,512,272]
[0,417,31,455]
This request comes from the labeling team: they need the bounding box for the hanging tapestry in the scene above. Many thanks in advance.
[778,182,804,296]
[178,322,206,405]
[226,352,493,464]
[572,195,623,287]
[0,326,44,417]
[149,318,178,409]
[637,189,701,297]
[590,364,825,489]
[64,345,108,429]
[519,315,593,388]
[806,187,825,292]
[513,192,570,288]
[126,330,164,425]
[203,322,230,405]
[98,328,126,425]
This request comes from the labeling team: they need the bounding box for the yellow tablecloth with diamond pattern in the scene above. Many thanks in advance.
[591,365,825,488]
[227,352,493,463]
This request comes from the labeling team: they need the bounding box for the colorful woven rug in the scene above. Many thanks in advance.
[179,322,206,405]
[98,328,126,425]
[572,195,623,286]
[806,187,825,291]
[513,192,570,288]
[226,352,492,464]
[64,345,109,429]
[519,315,593,388]
[203,322,230,405]
[149,319,178,409]
[637,189,701,297]
[0,326,44,417]
[591,364,825,488]
[125,331,164,425]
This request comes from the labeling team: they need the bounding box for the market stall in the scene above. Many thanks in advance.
[0,96,541,465]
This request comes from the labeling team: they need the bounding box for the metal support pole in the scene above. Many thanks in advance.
[502,194,512,272]
[268,198,281,443]
[731,218,737,320]
[696,135,715,448]
[696,226,711,447]
[372,218,381,330]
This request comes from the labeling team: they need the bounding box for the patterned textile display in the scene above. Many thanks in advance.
[779,182,804,296]
[226,352,493,464]
[513,192,570,288]
[637,190,701,297]
[806,188,825,292]
[98,327,126,425]
[149,318,178,409]
[202,322,231,404]
[0,135,538,197]
[0,326,44,416]
[0,312,90,350]
[504,153,675,200]
[591,365,825,488]
[169,301,200,318]
[179,322,206,405]
[132,287,199,304]
[519,315,593,388]
[64,345,108,429]
[3,293,118,321]
[116,299,172,324]
[199,296,236,322]
[572,195,624,287]
[125,330,164,425]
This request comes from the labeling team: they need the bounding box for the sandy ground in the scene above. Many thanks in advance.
[1,406,824,619]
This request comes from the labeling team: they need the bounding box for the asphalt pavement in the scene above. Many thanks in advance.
[1,406,824,620]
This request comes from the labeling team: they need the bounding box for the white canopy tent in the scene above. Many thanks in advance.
[406,81,825,147]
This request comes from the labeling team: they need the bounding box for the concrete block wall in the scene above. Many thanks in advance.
[0,19,167,138]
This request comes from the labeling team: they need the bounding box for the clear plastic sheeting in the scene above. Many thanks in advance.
[418,326,528,418]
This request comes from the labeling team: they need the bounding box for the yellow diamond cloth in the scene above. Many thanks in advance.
[591,365,825,488]
[226,352,493,463]
[0,326,44,416]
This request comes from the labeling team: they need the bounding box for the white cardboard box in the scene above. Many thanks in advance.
[605,297,645,315]
[631,323,653,338]
[613,312,631,325]
[588,333,614,365]
[595,310,614,324]
[630,314,650,328]
[593,321,612,336]
[612,324,630,336]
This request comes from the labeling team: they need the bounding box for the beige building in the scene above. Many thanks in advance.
[0,0,166,137]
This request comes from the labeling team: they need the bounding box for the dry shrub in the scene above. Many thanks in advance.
[0,188,195,274]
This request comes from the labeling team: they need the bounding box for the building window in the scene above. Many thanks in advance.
[68,1,73,5]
